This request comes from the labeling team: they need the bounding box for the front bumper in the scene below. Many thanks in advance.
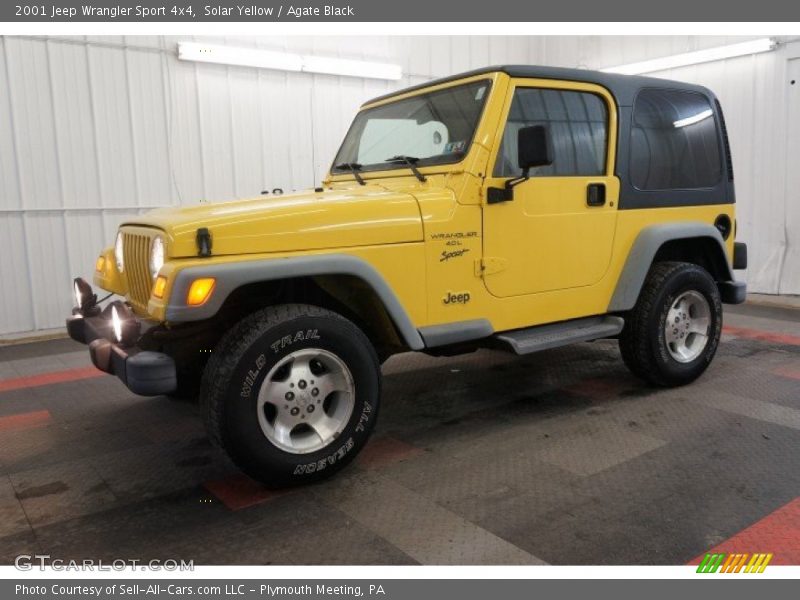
[66,306,177,397]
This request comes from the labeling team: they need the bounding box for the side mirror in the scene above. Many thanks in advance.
[488,124,553,204]
[517,124,553,171]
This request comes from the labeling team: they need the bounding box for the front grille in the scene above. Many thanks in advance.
[122,230,155,313]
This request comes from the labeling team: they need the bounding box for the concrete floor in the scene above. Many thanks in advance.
[0,302,798,565]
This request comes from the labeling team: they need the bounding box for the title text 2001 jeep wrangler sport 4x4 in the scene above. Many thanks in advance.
[67,66,747,486]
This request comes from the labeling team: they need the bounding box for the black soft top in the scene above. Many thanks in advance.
[364,65,715,107]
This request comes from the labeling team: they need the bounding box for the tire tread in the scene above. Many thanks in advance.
[619,261,720,387]
[201,304,352,470]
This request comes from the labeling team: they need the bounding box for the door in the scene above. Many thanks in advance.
[482,80,619,298]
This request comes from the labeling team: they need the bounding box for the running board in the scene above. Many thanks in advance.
[494,316,625,356]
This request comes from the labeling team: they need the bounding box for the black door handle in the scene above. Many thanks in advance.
[587,183,606,207]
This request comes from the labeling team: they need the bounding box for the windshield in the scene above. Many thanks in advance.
[332,80,491,174]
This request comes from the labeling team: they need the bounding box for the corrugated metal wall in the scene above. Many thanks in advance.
[0,35,797,336]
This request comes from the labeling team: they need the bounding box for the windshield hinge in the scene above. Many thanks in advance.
[475,257,507,277]
[196,228,212,257]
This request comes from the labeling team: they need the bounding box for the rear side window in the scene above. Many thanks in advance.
[630,89,722,190]
[493,88,608,178]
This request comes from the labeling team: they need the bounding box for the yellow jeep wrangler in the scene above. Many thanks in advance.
[67,66,747,486]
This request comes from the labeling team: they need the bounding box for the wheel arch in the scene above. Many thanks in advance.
[609,222,734,312]
[166,254,425,352]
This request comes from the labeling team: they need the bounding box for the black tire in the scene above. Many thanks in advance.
[619,261,722,387]
[201,304,381,487]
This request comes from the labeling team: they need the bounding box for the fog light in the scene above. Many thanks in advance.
[187,278,216,306]
[109,301,140,346]
[111,305,122,342]
[73,277,99,316]
[153,276,167,299]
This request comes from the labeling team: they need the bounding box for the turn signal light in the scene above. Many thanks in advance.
[152,276,167,299]
[95,256,106,272]
[187,278,216,306]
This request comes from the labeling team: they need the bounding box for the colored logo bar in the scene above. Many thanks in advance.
[696,552,773,573]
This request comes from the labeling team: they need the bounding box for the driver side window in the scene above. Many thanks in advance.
[494,88,608,178]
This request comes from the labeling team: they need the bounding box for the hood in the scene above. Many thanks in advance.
[123,186,424,258]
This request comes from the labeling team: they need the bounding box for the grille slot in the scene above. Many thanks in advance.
[122,231,153,312]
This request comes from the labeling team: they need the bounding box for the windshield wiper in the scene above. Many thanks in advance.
[384,156,427,183]
[334,162,366,186]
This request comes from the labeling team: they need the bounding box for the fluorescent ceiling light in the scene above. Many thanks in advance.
[177,42,402,81]
[178,42,302,72]
[302,55,403,81]
[601,38,776,75]
[673,109,713,128]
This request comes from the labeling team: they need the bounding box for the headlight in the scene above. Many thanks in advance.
[115,232,124,273]
[150,236,165,280]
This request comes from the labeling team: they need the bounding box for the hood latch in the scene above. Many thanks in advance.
[196,228,212,257]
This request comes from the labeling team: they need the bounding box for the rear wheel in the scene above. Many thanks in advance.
[201,304,381,487]
[619,261,722,387]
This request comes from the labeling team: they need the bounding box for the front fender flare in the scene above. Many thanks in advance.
[166,254,425,350]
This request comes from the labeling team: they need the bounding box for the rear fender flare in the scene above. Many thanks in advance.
[608,222,734,312]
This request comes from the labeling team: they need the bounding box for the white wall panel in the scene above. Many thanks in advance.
[0,214,34,334]
[4,38,62,210]
[63,211,108,298]
[127,49,174,206]
[46,41,102,209]
[24,212,72,329]
[258,69,301,193]
[196,61,237,201]
[87,43,139,208]
[228,65,265,198]
[164,58,204,203]
[0,37,22,210]
[284,72,316,190]
[780,57,800,295]
[0,34,797,336]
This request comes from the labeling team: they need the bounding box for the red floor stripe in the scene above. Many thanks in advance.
[688,497,800,566]
[773,365,800,381]
[723,326,800,347]
[0,409,52,432]
[0,366,104,393]
[203,474,289,510]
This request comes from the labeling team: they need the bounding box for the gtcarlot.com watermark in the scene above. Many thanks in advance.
[15,554,194,572]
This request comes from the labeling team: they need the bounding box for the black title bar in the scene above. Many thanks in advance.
[4,0,800,22]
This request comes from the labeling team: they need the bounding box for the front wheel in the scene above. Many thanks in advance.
[619,262,722,387]
[201,304,381,487]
